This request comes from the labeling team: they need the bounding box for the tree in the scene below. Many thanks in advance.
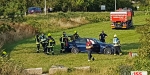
[0,0,27,22]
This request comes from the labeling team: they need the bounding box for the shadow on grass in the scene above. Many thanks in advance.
[2,38,35,53]
[2,37,69,56]
[112,24,145,30]
[121,42,140,55]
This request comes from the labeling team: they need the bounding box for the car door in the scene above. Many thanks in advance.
[75,38,86,52]
[90,39,100,53]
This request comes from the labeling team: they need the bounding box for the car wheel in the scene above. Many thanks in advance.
[104,47,112,55]
[71,47,79,54]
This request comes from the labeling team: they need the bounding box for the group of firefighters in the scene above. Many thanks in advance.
[35,30,121,57]
[35,31,79,55]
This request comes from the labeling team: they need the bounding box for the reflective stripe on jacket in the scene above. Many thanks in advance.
[47,38,55,47]
[113,37,120,46]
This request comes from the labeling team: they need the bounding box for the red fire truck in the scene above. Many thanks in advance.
[110,8,134,29]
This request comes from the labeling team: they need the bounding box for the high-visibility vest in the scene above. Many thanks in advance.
[47,39,55,48]
[60,35,68,43]
[113,37,120,46]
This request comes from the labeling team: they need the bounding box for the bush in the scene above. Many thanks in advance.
[132,18,150,73]
[84,12,109,23]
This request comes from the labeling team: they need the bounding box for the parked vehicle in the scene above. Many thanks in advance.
[28,7,42,14]
[65,38,114,54]
[110,8,134,29]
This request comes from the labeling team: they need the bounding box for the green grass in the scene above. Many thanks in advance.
[2,13,150,75]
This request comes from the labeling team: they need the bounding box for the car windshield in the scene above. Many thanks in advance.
[28,7,41,11]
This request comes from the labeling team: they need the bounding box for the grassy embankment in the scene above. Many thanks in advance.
[2,12,149,75]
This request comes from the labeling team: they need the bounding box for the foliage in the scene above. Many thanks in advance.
[25,12,110,33]
[0,0,135,14]
[0,23,15,34]
[85,12,109,22]
[120,18,150,74]
[0,57,24,75]
[0,0,26,22]
[136,18,150,59]
[133,58,150,72]
[0,0,149,23]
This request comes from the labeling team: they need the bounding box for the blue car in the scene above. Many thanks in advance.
[65,38,114,54]
[28,7,42,14]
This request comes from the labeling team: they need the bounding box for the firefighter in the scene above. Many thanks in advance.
[39,33,47,53]
[99,30,107,43]
[72,30,80,40]
[59,32,68,53]
[46,33,55,55]
[35,32,40,53]
[113,34,122,55]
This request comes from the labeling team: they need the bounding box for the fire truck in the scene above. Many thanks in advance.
[110,8,134,29]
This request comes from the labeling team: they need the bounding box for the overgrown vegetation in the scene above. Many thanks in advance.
[133,18,150,72]
[0,57,24,75]
[26,12,109,33]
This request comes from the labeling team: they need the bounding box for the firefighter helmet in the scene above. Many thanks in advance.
[48,33,51,36]
[2,51,7,55]
[74,30,77,33]
[114,34,117,37]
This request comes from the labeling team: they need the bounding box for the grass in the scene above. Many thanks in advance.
[2,13,150,75]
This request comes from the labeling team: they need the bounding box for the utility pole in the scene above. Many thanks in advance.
[115,0,116,11]
[44,0,46,15]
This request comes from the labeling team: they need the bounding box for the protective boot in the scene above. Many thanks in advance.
[52,51,54,55]
[60,50,63,53]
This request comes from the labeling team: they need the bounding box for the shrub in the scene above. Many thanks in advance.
[131,18,150,74]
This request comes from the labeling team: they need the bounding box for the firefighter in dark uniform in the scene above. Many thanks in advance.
[46,33,55,55]
[35,32,40,53]
[59,32,68,53]
[72,30,80,40]
[99,30,107,43]
[39,33,47,53]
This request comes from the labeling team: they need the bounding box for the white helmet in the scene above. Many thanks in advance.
[114,34,117,37]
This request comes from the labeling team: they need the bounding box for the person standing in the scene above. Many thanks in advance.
[86,38,94,61]
[99,31,107,43]
[46,33,55,55]
[113,34,122,55]
[39,33,47,53]
[35,32,40,53]
[59,32,69,53]
[72,30,80,40]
